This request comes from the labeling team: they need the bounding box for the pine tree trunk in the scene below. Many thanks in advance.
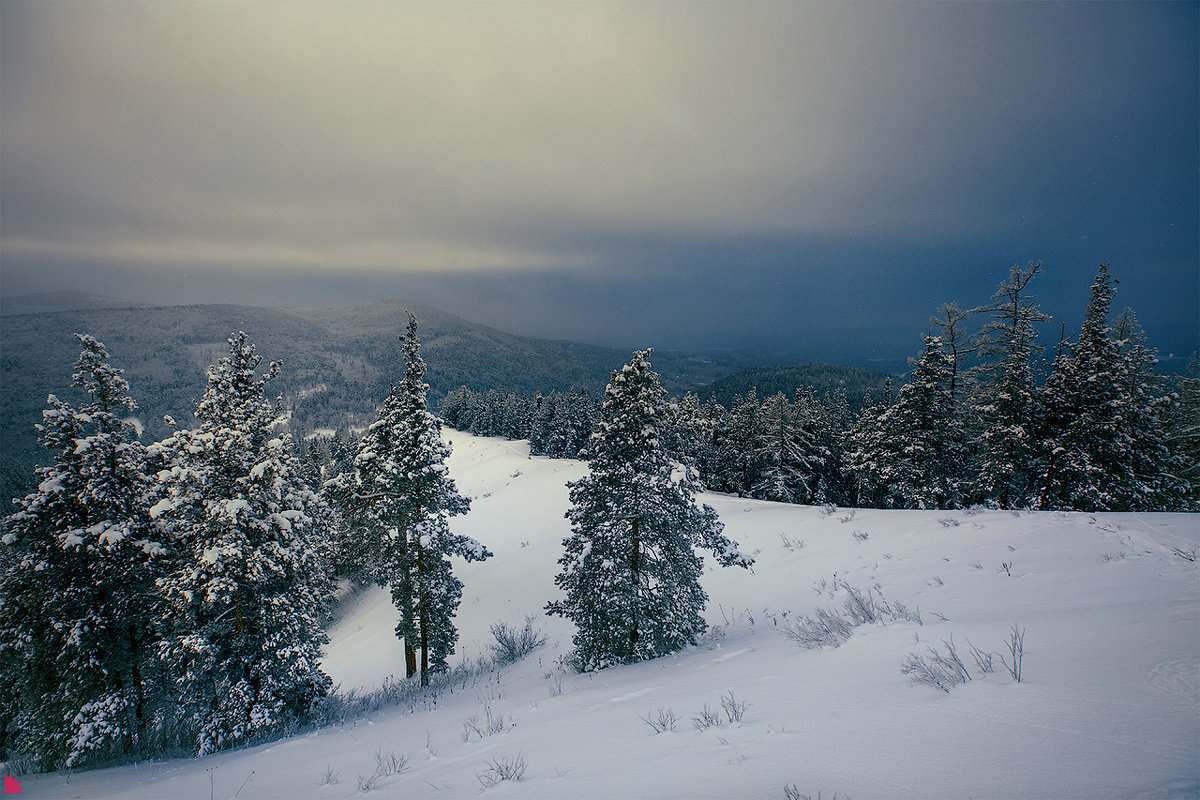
[418,543,429,687]
[630,516,640,656]
[404,641,417,679]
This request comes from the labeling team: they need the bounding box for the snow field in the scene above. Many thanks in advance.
[17,431,1198,799]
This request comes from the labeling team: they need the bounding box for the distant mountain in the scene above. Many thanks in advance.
[0,290,152,315]
[0,293,751,504]
[699,363,893,411]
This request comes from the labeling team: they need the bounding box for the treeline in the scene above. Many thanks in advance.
[446,263,1199,513]
[440,387,600,459]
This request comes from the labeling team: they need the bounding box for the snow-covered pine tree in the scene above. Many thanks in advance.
[716,389,763,497]
[694,396,731,493]
[969,262,1050,508]
[753,392,801,503]
[812,387,852,506]
[663,392,711,474]
[752,391,826,504]
[342,314,490,685]
[843,390,891,508]
[1166,354,1200,508]
[854,336,964,509]
[547,349,753,671]
[886,335,965,509]
[150,332,332,755]
[0,335,164,769]
[1035,265,1180,511]
[1109,308,1184,509]
[929,301,980,408]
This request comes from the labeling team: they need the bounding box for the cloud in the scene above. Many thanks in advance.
[5,1,1191,278]
[1,0,1195,368]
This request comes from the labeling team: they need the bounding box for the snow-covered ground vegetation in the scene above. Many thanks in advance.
[12,430,1197,799]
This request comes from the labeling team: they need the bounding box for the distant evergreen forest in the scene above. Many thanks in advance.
[440,264,1198,512]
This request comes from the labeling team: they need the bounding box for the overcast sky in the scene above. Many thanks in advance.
[1,1,1196,367]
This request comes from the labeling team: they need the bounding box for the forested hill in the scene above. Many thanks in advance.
[0,294,749,504]
[700,363,894,410]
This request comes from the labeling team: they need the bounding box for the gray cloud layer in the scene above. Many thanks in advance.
[2,1,1196,359]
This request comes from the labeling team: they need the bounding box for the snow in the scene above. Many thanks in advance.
[37,475,65,494]
[16,431,1199,799]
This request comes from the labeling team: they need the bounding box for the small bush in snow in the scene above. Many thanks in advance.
[317,766,339,785]
[780,533,805,551]
[478,753,527,787]
[901,636,971,692]
[784,606,856,649]
[692,703,723,731]
[642,706,679,734]
[488,615,548,664]
[966,639,995,675]
[784,582,920,650]
[999,623,1026,683]
[356,748,408,791]
[720,691,748,724]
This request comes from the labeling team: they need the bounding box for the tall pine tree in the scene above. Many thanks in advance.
[151,332,332,755]
[547,350,753,671]
[970,262,1049,508]
[342,314,490,685]
[1035,265,1180,510]
[1,335,164,769]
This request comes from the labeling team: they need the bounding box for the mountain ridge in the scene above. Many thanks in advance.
[0,293,749,503]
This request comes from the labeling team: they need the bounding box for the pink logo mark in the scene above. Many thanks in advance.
[3,775,20,794]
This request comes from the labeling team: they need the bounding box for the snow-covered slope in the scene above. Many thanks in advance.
[17,432,1199,799]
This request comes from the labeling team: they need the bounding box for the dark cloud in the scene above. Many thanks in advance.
[1,1,1195,366]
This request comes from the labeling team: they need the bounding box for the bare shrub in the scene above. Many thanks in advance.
[785,582,921,649]
[692,703,723,731]
[901,636,971,692]
[840,582,884,624]
[780,533,805,551]
[851,529,869,541]
[489,615,548,664]
[462,691,513,743]
[966,639,994,674]
[720,691,748,724]
[642,706,679,734]
[356,748,408,791]
[478,753,527,788]
[999,623,1025,683]
[783,606,855,649]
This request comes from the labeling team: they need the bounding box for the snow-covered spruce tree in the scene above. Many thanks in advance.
[812,387,853,506]
[547,349,753,671]
[341,314,490,686]
[849,336,964,509]
[843,390,891,508]
[0,335,164,770]
[752,390,826,504]
[150,332,332,755]
[1166,354,1200,508]
[1109,308,1184,509]
[969,262,1050,508]
[716,389,763,497]
[886,335,966,509]
[1035,265,1181,511]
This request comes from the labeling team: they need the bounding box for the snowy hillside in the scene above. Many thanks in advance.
[17,431,1199,799]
